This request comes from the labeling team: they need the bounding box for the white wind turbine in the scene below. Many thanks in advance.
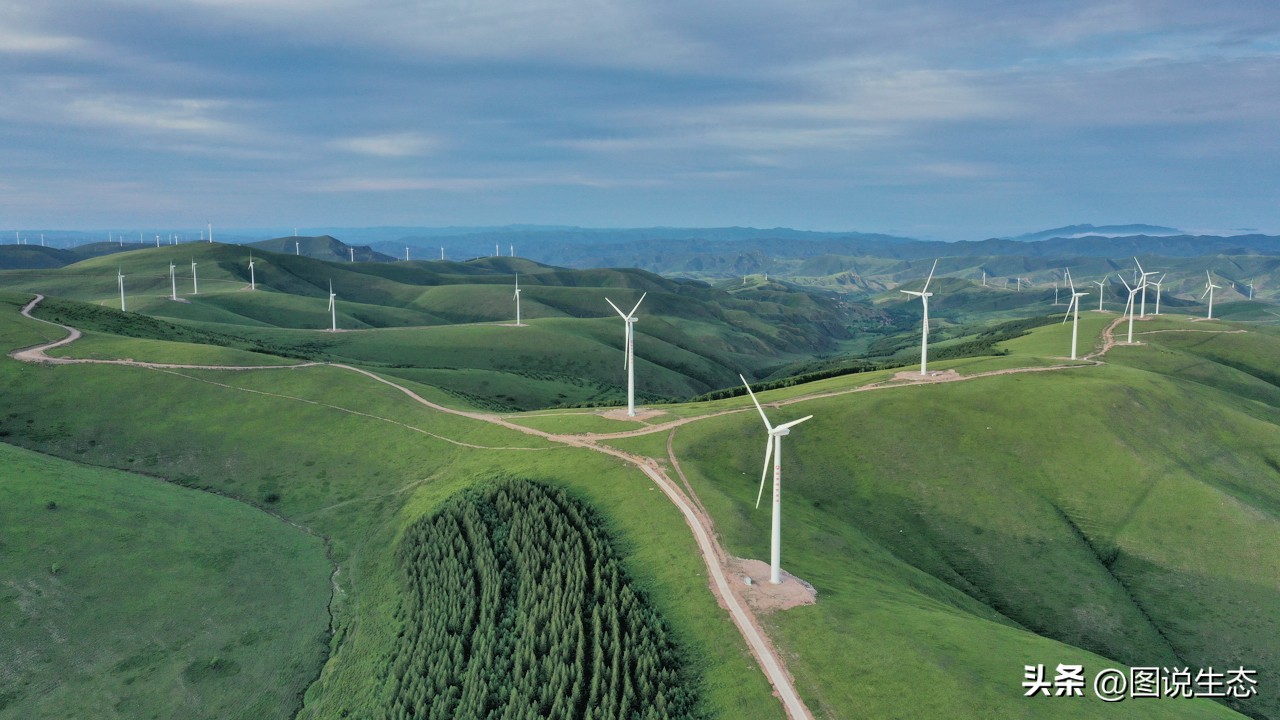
[169,261,177,300]
[900,259,938,376]
[1117,274,1139,343]
[248,251,256,290]
[741,374,812,585]
[1092,275,1107,311]
[1150,273,1166,315]
[1063,289,1089,359]
[512,274,523,326]
[1202,271,1221,319]
[295,240,301,255]
[1247,281,1254,300]
[604,292,647,417]
[191,259,199,294]
[327,280,337,331]
[349,247,355,262]
[117,268,126,312]
[1134,257,1158,317]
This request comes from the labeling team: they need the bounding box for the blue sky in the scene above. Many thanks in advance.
[1,1,1278,240]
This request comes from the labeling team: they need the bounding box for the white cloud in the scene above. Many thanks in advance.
[329,132,439,157]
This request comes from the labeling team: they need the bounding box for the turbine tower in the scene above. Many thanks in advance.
[741,374,812,585]
[295,240,300,255]
[248,252,256,290]
[207,222,213,243]
[1134,257,1158,317]
[169,261,177,301]
[513,274,523,326]
[117,268,126,312]
[191,259,198,295]
[1063,290,1089,359]
[1248,281,1254,300]
[604,292,647,417]
[328,280,337,332]
[1203,271,1221,319]
[1118,275,1139,343]
[1092,276,1107,311]
[349,247,355,262]
[1150,274,1166,315]
[900,259,938,375]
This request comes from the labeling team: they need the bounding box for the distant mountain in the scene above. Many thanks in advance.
[1006,224,1183,242]
[249,235,397,263]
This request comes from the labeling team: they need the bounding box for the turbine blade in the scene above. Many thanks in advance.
[628,291,647,318]
[739,374,773,431]
[756,437,773,509]
[776,415,813,431]
[1134,257,1144,274]
[605,297,627,318]
[1201,286,1211,299]
[922,258,938,292]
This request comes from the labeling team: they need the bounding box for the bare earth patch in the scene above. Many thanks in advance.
[599,407,666,422]
[730,558,817,614]
[891,368,961,383]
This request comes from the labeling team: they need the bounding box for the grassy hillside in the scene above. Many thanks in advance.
[0,442,331,720]
[656,322,1278,719]
[0,291,781,720]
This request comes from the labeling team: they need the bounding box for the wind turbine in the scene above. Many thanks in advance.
[1063,289,1089,359]
[1092,276,1108,311]
[405,247,410,261]
[1150,274,1166,315]
[207,222,213,243]
[327,280,337,331]
[1117,274,1139,343]
[169,261,177,300]
[1248,281,1254,300]
[295,240,300,255]
[349,247,355,262]
[191,259,199,294]
[741,374,812,585]
[1134,257,1157,317]
[117,268,126,312]
[604,292,647,417]
[509,244,514,257]
[1202,271,1221,319]
[440,247,445,261]
[512,274,523,326]
[900,259,938,375]
[248,251,256,290]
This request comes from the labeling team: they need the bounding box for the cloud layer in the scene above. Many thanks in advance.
[1,0,1277,238]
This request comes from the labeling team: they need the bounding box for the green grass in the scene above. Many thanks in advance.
[668,344,1278,718]
[0,442,331,720]
[49,331,297,365]
[0,292,782,720]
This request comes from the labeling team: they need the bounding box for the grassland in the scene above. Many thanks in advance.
[0,442,331,720]
[0,291,781,720]
[3,268,1279,720]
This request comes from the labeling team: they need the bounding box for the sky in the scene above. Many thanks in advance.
[1,1,1278,240]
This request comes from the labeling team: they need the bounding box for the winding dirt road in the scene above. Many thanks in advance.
[8,295,1245,719]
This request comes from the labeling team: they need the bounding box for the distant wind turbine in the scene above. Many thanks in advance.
[208,222,213,244]
[248,252,256,290]
[295,240,300,255]
[1092,276,1107,311]
[513,274,523,326]
[741,374,812,585]
[1117,274,1139,343]
[191,259,199,294]
[1134,257,1158,317]
[1248,281,1254,300]
[1150,274,1166,315]
[117,268,126,312]
[169,261,177,300]
[349,247,355,262]
[405,247,410,261]
[604,292,647,417]
[440,246,445,260]
[328,280,337,331]
[900,259,938,375]
[509,244,514,257]
[1202,271,1221,319]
